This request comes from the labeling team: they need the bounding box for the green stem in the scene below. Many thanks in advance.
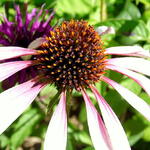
[46,91,61,118]
[100,0,107,22]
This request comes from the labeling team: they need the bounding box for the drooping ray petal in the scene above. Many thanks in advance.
[44,91,67,150]
[96,26,115,35]
[28,37,45,49]
[91,86,131,150]
[102,76,150,121]
[0,61,32,82]
[0,80,45,134]
[0,47,37,60]
[81,89,112,150]
[107,57,150,76]
[105,46,150,58]
[106,64,150,95]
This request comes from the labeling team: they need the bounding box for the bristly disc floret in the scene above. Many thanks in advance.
[36,20,107,90]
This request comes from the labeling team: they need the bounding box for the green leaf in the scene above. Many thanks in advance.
[143,9,150,21]
[117,20,149,44]
[79,103,87,123]
[55,0,95,18]
[39,85,57,105]
[88,7,100,24]
[95,19,126,31]
[46,0,56,8]
[40,85,57,97]
[139,92,150,105]
[131,20,149,41]
[109,70,123,83]
[143,44,150,51]
[129,131,144,146]
[74,131,92,146]
[117,1,141,19]
[136,0,150,6]
[104,89,128,116]
[10,107,44,149]
[143,125,150,142]
[67,134,74,150]
[96,19,149,44]
[101,34,116,47]
[124,116,147,145]
[0,134,9,148]
[82,147,94,150]
[32,0,46,6]
[96,81,108,97]
[120,78,142,95]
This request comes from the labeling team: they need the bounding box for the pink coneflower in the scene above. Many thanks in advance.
[0,20,150,150]
[0,3,54,89]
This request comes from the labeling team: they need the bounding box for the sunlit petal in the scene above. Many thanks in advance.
[107,57,150,76]
[0,47,37,60]
[106,46,150,58]
[102,76,150,121]
[107,64,150,95]
[81,89,112,150]
[0,80,45,134]
[0,61,32,82]
[91,85,131,150]
[44,91,67,150]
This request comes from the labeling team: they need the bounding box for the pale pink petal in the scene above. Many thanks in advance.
[0,47,37,60]
[96,26,115,35]
[0,80,45,134]
[44,91,67,150]
[81,89,112,150]
[107,57,150,76]
[105,46,150,58]
[0,61,32,82]
[91,86,131,150]
[102,76,150,121]
[28,37,45,49]
[106,64,150,95]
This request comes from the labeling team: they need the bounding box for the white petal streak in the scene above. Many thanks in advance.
[91,85,131,150]
[81,89,111,150]
[105,46,150,58]
[102,76,150,121]
[0,47,37,60]
[107,57,150,76]
[0,80,44,134]
[44,91,67,150]
[107,64,150,95]
[0,61,32,82]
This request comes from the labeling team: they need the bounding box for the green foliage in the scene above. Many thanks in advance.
[0,106,44,149]
[117,0,141,19]
[10,108,44,149]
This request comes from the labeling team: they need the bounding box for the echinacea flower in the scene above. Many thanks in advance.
[0,3,54,89]
[0,20,150,150]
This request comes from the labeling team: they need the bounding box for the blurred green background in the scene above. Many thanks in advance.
[0,0,150,150]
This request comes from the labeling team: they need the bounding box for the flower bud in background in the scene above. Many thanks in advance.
[0,3,54,89]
